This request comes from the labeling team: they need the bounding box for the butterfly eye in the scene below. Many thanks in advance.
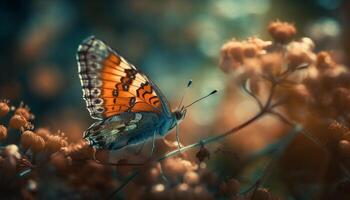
[174,112,182,120]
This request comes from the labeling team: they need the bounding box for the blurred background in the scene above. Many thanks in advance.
[1,0,350,198]
[0,0,348,133]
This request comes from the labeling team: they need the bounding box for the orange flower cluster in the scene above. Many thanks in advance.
[126,156,274,200]
[0,93,279,199]
[219,21,350,199]
[0,100,114,198]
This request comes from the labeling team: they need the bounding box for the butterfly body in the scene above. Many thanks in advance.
[77,36,186,150]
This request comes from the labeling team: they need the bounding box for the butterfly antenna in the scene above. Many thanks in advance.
[184,90,217,109]
[177,79,193,109]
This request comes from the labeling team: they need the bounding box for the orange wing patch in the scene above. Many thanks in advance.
[77,36,163,119]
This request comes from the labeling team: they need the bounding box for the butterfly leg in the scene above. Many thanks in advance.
[176,123,181,152]
[148,130,157,160]
[92,147,98,161]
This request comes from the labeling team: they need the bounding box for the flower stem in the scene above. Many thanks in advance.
[159,110,266,162]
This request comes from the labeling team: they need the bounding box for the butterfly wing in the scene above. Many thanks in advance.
[84,112,160,150]
[76,36,171,120]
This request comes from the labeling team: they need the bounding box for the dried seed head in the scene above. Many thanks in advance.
[31,135,45,153]
[246,37,272,50]
[220,40,244,72]
[61,140,93,160]
[0,101,10,117]
[196,146,210,162]
[21,130,45,153]
[35,128,51,140]
[226,41,245,63]
[21,130,35,150]
[243,43,259,58]
[0,125,7,140]
[316,51,336,71]
[45,135,68,152]
[15,105,34,121]
[268,21,296,43]
[9,114,28,129]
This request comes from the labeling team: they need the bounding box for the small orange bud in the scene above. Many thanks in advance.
[268,21,296,43]
[0,101,10,117]
[316,51,336,70]
[15,107,33,120]
[45,135,68,152]
[9,114,27,129]
[35,128,51,140]
[31,135,45,153]
[243,43,259,58]
[21,130,45,153]
[0,125,7,140]
[21,130,35,150]
[62,140,93,160]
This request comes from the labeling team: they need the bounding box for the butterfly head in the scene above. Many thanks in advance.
[172,88,217,125]
[173,107,187,122]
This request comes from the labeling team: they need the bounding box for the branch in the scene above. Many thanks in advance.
[109,76,279,198]
[242,79,263,110]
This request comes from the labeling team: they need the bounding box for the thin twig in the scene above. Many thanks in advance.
[242,79,264,110]
[108,170,140,199]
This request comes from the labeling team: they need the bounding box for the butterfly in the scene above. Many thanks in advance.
[76,36,190,151]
